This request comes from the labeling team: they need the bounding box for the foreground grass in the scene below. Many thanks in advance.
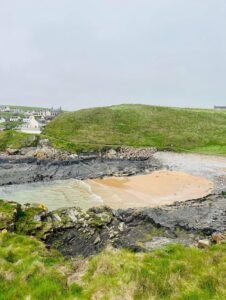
[0,130,38,151]
[0,232,225,300]
[0,232,81,300]
[43,104,226,155]
[84,244,226,300]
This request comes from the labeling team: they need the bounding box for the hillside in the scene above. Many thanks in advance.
[0,131,38,151]
[43,104,226,154]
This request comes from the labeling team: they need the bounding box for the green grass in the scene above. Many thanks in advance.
[0,200,18,230]
[0,232,225,300]
[0,130,39,151]
[0,232,81,300]
[43,104,226,155]
[82,244,226,300]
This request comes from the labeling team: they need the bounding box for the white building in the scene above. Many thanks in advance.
[20,116,42,134]
[10,116,21,122]
[0,117,6,123]
[0,106,10,112]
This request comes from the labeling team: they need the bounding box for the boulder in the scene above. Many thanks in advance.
[198,239,210,249]
[211,232,226,244]
[5,148,20,155]
[105,149,117,159]
[38,139,50,147]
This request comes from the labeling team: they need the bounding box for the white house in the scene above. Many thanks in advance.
[0,117,6,123]
[0,106,11,112]
[10,116,21,122]
[20,116,42,134]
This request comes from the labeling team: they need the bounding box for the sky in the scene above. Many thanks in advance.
[0,0,226,111]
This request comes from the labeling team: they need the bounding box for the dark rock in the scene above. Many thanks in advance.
[0,154,161,186]
[0,192,225,257]
[42,194,226,257]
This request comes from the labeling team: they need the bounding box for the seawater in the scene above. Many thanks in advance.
[0,179,103,211]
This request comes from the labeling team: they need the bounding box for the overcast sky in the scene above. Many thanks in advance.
[0,0,226,110]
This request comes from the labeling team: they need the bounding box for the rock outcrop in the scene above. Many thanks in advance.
[0,151,161,186]
[104,147,157,160]
[1,194,225,257]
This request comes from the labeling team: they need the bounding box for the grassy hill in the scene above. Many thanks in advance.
[43,104,226,155]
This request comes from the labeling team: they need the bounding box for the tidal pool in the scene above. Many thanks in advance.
[0,170,213,211]
[0,179,103,211]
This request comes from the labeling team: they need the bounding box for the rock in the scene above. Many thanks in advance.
[109,231,116,238]
[6,148,20,155]
[118,222,125,232]
[94,235,101,244]
[53,214,62,222]
[67,210,78,222]
[211,232,226,244]
[69,153,78,159]
[23,149,36,157]
[105,149,117,159]
[38,139,50,147]
[145,237,173,250]
[0,151,161,186]
[109,147,157,160]
[198,239,210,249]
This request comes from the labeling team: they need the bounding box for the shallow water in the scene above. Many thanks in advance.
[0,179,103,211]
[0,170,213,211]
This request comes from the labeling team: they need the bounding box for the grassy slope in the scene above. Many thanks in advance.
[43,104,226,154]
[0,130,38,151]
[0,232,225,300]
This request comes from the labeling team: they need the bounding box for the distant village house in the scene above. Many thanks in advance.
[10,116,21,122]
[0,117,6,123]
[0,105,62,134]
[20,116,42,134]
[0,106,11,112]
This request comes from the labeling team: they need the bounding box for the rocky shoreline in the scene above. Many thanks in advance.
[1,195,225,257]
[0,146,161,186]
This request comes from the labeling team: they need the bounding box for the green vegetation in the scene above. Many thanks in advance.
[82,244,226,300]
[43,104,226,155]
[0,200,17,230]
[0,231,225,300]
[15,205,46,235]
[0,232,81,300]
[0,130,38,151]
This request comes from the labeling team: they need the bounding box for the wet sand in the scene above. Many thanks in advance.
[88,170,214,209]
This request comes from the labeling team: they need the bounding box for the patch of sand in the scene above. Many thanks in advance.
[87,170,213,209]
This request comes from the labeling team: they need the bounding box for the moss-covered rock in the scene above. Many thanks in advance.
[0,199,19,231]
[15,203,48,235]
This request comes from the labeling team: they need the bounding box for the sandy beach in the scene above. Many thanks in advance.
[88,170,214,209]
